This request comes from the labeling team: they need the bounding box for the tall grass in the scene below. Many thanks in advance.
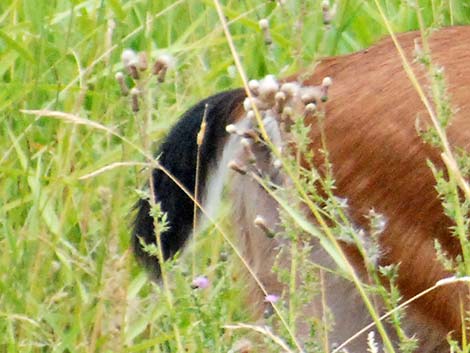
[1,0,469,352]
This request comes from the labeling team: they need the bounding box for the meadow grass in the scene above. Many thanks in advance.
[1,0,470,352]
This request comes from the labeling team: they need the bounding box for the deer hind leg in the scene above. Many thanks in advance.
[230,166,449,352]
[225,119,389,351]
[229,168,401,351]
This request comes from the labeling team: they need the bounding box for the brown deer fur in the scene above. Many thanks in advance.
[133,26,470,352]
[228,26,470,350]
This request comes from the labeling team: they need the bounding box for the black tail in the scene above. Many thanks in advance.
[132,89,245,278]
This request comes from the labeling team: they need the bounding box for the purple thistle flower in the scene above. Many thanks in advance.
[191,275,210,289]
[264,294,280,304]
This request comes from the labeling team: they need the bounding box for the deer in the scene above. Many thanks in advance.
[132,26,470,352]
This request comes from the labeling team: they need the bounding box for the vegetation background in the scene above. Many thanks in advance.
[1,0,470,352]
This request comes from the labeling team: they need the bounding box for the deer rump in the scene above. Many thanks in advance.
[133,26,470,352]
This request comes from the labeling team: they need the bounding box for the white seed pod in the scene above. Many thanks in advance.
[243,97,253,112]
[115,72,124,81]
[121,49,137,67]
[241,138,251,148]
[280,82,300,98]
[320,77,332,102]
[248,80,260,96]
[273,158,282,169]
[259,75,279,99]
[258,19,272,45]
[243,97,269,111]
[156,53,175,69]
[225,124,238,134]
[323,3,337,25]
[305,103,317,113]
[254,215,266,227]
[281,106,293,120]
[254,215,275,238]
[246,110,256,121]
[300,87,320,104]
[130,87,140,96]
[275,91,286,104]
[322,76,333,87]
[259,19,269,30]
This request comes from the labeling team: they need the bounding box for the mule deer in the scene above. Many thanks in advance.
[132,26,470,352]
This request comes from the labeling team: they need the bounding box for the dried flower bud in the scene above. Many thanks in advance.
[157,53,174,68]
[254,215,275,238]
[138,51,148,71]
[155,66,167,83]
[115,72,128,96]
[153,53,174,82]
[281,106,293,121]
[274,91,286,113]
[368,209,387,236]
[130,87,140,113]
[259,18,272,45]
[228,160,247,175]
[219,251,228,261]
[241,129,260,142]
[127,60,140,80]
[264,307,274,319]
[241,138,256,164]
